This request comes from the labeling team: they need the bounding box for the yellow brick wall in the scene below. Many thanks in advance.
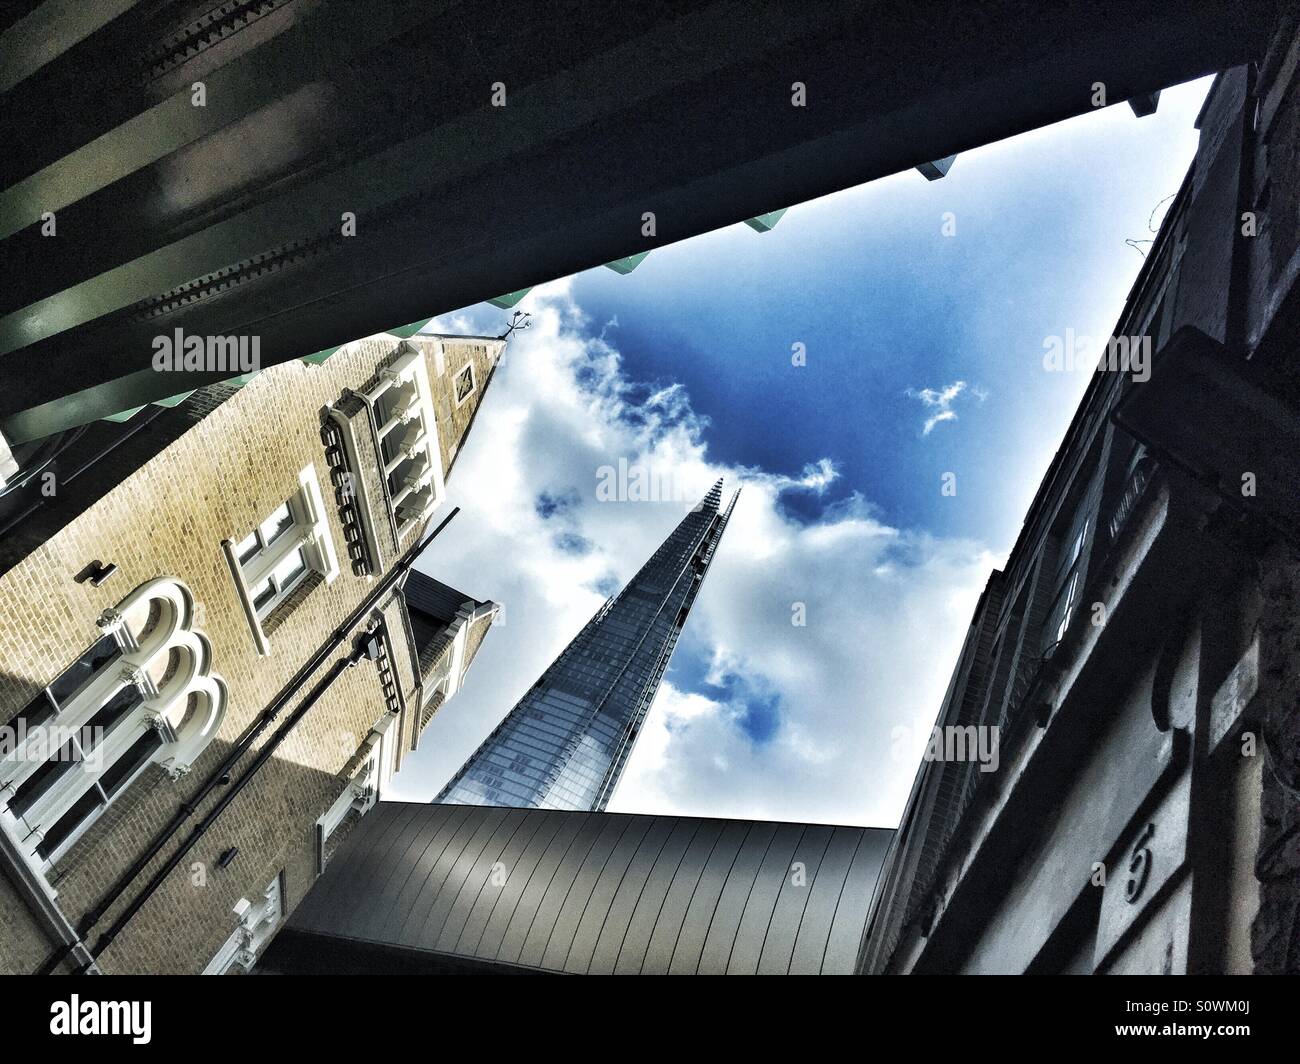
[0,334,467,973]
[425,337,506,475]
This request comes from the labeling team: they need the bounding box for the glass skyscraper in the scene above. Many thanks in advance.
[436,480,738,811]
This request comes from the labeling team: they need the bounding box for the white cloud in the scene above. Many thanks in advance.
[905,379,987,435]
[392,283,996,827]
[613,486,997,826]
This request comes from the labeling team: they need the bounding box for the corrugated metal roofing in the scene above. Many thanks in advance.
[285,802,892,975]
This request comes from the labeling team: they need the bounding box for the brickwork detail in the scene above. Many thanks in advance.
[0,333,499,973]
[1252,547,1300,973]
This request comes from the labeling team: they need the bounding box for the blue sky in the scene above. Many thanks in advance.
[568,80,1208,547]
[390,78,1211,827]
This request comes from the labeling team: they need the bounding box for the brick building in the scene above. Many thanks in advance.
[862,21,1300,974]
[0,330,505,974]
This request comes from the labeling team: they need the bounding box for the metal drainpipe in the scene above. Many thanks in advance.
[0,820,100,973]
[1227,60,1259,356]
[35,506,459,974]
[83,632,382,965]
[0,404,171,540]
[392,570,424,764]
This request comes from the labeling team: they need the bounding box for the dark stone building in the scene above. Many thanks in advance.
[862,22,1300,974]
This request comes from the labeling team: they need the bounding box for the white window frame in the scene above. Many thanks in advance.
[439,600,497,702]
[453,361,476,407]
[315,741,382,875]
[223,464,339,655]
[358,341,447,541]
[0,578,228,872]
[203,873,284,974]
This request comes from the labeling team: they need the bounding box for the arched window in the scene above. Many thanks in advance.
[0,578,228,869]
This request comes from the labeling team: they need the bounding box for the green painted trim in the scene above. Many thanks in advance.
[102,386,196,421]
[389,318,433,338]
[604,252,649,275]
[744,208,788,233]
[487,288,532,309]
[101,373,252,423]
[915,155,957,181]
[302,346,342,365]
[101,405,145,424]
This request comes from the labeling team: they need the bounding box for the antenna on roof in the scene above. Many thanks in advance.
[498,310,532,341]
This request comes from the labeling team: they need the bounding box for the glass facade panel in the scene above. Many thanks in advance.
[437,481,737,811]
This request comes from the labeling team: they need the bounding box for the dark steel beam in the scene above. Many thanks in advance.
[0,0,1280,441]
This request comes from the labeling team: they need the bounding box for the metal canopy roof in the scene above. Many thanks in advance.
[277,801,893,975]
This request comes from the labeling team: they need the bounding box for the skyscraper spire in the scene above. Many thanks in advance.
[437,480,738,811]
